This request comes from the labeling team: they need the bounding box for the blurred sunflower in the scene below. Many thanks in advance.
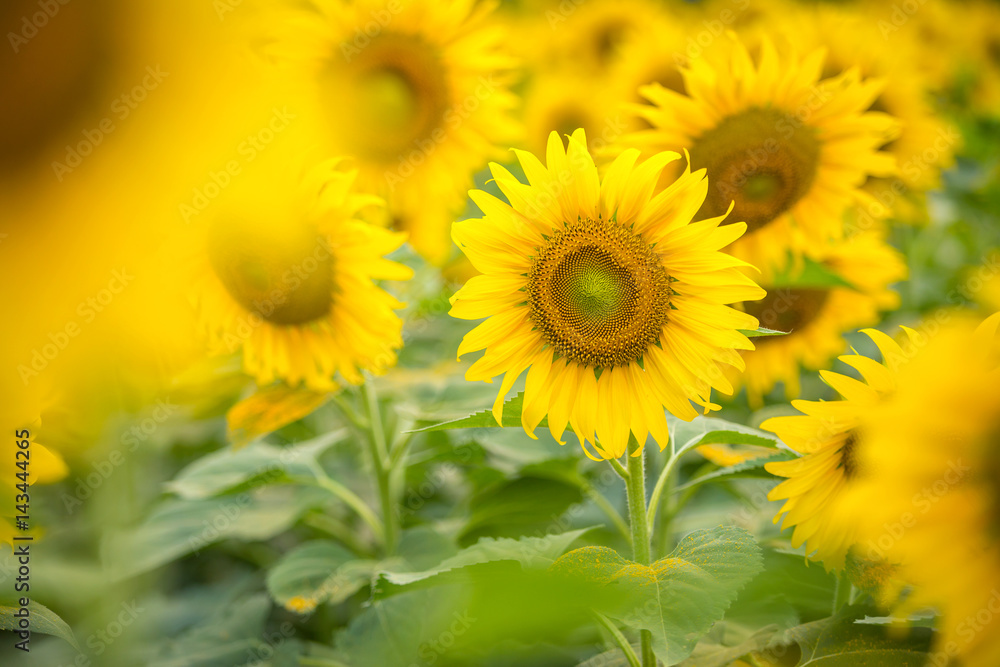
[775,4,957,221]
[762,327,914,571]
[521,69,621,156]
[263,0,519,264]
[451,129,764,460]
[837,312,1000,666]
[1,413,69,546]
[528,0,668,76]
[624,34,899,270]
[735,232,905,406]
[192,158,412,391]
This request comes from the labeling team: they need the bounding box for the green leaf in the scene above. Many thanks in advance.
[668,414,781,453]
[550,525,764,665]
[146,592,271,667]
[739,327,789,338]
[266,541,378,612]
[676,625,778,667]
[166,431,347,500]
[378,527,593,591]
[460,475,584,545]
[0,599,79,651]
[765,603,934,666]
[769,257,856,290]
[103,486,330,579]
[675,450,797,492]
[406,392,540,432]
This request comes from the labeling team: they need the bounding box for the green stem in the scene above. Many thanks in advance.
[594,611,642,667]
[646,436,704,528]
[304,470,384,543]
[609,457,630,480]
[624,439,656,667]
[301,512,372,556]
[832,574,852,614]
[362,380,398,555]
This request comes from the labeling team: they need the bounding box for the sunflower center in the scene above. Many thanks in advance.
[328,33,450,163]
[527,216,671,368]
[840,431,861,481]
[740,288,829,335]
[689,107,821,233]
[207,218,334,326]
[0,0,107,171]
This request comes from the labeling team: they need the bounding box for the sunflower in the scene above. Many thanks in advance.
[521,68,622,157]
[762,326,914,571]
[835,312,1000,666]
[733,232,905,406]
[773,3,957,219]
[261,0,519,264]
[525,0,670,76]
[450,129,765,460]
[192,157,412,391]
[623,34,899,271]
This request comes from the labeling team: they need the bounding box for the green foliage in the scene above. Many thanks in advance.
[0,600,78,651]
[551,526,764,665]
[378,527,593,592]
[765,604,935,666]
[266,541,378,610]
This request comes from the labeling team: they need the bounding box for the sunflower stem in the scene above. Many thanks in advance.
[609,457,630,480]
[594,611,642,667]
[624,437,657,667]
[362,379,398,556]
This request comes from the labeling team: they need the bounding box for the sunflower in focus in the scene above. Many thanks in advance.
[836,312,1000,666]
[623,34,899,270]
[262,0,519,264]
[734,233,905,405]
[192,158,412,391]
[451,129,765,460]
[762,327,914,571]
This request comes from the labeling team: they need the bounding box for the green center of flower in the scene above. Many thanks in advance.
[207,218,334,326]
[689,107,821,233]
[739,287,829,336]
[527,216,671,368]
[328,33,450,163]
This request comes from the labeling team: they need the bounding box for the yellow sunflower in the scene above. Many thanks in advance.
[773,3,957,221]
[450,129,765,460]
[521,68,623,157]
[836,312,1000,667]
[623,34,899,270]
[762,327,915,571]
[261,0,519,264]
[734,232,905,406]
[192,157,412,391]
[525,0,670,76]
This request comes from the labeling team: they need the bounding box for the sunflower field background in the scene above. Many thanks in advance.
[2,0,1000,665]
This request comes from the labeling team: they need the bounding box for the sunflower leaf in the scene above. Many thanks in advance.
[0,600,79,651]
[406,392,543,432]
[739,327,789,337]
[550,525,763,666]
[266,540,379,612]
[766,603,934,666]
[675,450,797,492]
[376,527,592,594]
